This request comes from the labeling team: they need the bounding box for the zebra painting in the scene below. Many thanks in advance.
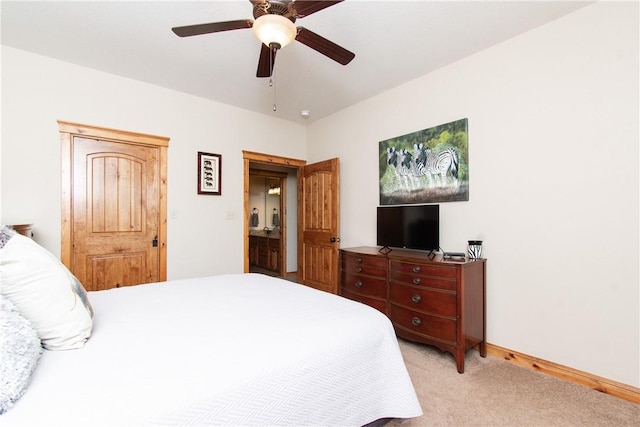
[379,118,468,204]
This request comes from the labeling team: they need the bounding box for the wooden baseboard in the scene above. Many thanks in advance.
[284,271,298,280]
[485,343,639,405]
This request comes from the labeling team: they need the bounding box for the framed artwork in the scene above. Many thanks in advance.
[197,152,222,195]
[379,118,469,205]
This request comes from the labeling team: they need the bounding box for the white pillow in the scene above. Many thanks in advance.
[0,231,93,350]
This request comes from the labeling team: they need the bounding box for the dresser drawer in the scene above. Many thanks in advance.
[341,289,387,315]
[389,284,456,317]
[343,252,387,267]
[342,261,387,278]
[390,270,457,291]
[390,304,457,344]
[390,260,457,279]
[341,273,387,298]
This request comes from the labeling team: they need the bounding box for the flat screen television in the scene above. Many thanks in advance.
[377,204,439,252]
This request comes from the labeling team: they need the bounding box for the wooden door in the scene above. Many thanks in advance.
[59,122,168,291]
[298,158,340,294]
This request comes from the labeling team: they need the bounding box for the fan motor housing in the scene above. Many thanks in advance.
[253,1,296,22]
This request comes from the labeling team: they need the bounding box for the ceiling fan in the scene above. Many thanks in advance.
[172,0,355,78]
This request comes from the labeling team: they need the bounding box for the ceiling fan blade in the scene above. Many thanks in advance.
[291,0,344,17]
[295,27,355,65]
[257,44,277,78]
[172,20,252,37]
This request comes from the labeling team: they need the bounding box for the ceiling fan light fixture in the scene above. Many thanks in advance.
[252,14,296,49]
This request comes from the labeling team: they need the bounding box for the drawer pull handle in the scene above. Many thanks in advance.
[412,278,421,285]
[355,280,363,288]
[356,258,362,263]
[411,317,422,327]
[412,266,421,273]
[411,294,421,304]
[355,267,362,273]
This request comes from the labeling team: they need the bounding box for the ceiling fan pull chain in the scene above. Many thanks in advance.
[270,45,277,111]
[272,74,277,111]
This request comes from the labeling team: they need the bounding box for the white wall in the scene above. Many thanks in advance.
[0,47,306,280]
[285,171,298,272]
[306,2,639,387]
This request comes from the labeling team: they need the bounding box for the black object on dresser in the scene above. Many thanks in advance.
[340,246,486,373]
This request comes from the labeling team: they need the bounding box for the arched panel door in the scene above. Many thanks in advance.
[60,121,168,291]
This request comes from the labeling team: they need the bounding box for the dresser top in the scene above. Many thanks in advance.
[341,246,484,265]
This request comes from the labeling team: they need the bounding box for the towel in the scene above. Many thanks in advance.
[250,209,259,227]
[272,213,280,227]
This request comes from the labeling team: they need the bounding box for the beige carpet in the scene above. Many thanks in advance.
[396,339,639,426]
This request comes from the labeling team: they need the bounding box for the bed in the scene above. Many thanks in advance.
[0,230,422,426]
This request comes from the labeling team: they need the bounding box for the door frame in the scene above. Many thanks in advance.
[59,121,169,280]
[242,151,306,274]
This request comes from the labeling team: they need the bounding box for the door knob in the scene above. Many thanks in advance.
[330,237,341,243]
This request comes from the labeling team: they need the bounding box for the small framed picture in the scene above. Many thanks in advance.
[197,152,221,195]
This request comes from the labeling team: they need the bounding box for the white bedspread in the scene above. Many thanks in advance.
[3,274,422,426]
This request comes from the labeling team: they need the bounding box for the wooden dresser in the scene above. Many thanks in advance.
[340,246,486,373]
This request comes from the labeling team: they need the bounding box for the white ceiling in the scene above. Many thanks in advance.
[1,0,592,124]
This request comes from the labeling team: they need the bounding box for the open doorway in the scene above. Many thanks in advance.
[243,151,305,281]
[248,169,287,277]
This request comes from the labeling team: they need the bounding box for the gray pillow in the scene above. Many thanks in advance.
[0,225,16,249]
[0,293,43,414]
